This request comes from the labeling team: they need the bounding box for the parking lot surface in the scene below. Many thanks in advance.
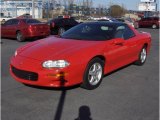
[1,28,159,120]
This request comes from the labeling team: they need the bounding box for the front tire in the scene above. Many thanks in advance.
[81,58,104,90]
[134,46,147,66]
[16,31,25,42]
[152,24,157,29]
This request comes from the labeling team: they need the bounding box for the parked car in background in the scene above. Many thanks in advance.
[1,18,50,42]
[10,22,151,90]
[116,18,139,29]
[0,16,12,23]
[137,17,159,29]
[17,13,32,19]
[48,18,79,35]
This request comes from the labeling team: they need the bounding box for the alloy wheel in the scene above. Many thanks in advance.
[88,63,103,85]
[140,48,147,63]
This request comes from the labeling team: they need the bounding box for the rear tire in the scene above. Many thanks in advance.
[81,58,104,90]
[16,31,25,42]
[134,46,147,66]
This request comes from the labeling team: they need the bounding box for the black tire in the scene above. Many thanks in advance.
[58,27,65,35]
[16,31,25,42]
[81,58,104,90]
[152,24,157,29]
[134,46,147,66]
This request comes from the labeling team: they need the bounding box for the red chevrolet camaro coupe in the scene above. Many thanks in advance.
[10,22,151,90]
[1,18,50,42]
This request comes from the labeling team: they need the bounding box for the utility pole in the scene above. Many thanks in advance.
[32,0,34,18]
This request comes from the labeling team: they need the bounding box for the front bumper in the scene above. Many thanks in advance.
[10,55,83,87]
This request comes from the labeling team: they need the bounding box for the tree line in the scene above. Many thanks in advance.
[44,0,126,18]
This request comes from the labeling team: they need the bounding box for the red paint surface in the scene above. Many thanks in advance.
[10,27,151,87]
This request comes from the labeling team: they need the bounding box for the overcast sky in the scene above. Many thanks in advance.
[93,0,159,10]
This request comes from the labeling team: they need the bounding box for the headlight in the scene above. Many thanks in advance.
[14,50,18,56]
[42,60,70,68]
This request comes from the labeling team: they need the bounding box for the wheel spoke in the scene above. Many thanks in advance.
[96,66,102,72]
[89,71,95,76]
[93,64,96,71]
[89,76,95,83]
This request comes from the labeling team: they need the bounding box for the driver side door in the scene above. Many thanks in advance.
[104,25,138,73]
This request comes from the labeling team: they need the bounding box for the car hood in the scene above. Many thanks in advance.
[18,36,105,61]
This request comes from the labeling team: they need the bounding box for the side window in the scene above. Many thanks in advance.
[26,19,41,24]
[70,19,78,24]
[4,19,12,25]
[114,26,125,39]
[146,18,152,21]
[63,19,70,25]
[123,26,135,40]
[114,25,135,40]
[58,19,64,25]
[12,19,19,25]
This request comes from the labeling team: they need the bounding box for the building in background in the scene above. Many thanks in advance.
[0,0,43,18]
[138,0,157,17]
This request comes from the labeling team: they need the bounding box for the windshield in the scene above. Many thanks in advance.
[61,23,117,41]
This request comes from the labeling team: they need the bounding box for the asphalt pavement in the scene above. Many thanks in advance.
[1,28,159,120]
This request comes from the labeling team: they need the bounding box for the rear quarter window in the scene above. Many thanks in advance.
[123,26,135,40]
[114,25,135,40]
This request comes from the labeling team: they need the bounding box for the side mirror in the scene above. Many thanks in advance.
[113,38,124,46]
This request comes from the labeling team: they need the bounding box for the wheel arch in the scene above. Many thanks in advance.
[143,43,149,53]
[16,30,21,34]
[89,55,106,67]
[84,55,106,74]
[144,43,148,48]
[91,55,105,62]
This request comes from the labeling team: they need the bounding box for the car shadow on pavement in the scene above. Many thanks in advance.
[24,73,92,120]
[23,72,81,120]
[75,105,93,120]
